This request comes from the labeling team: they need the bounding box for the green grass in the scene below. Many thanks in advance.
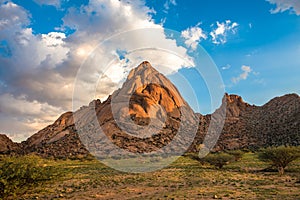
[0,152,300,199]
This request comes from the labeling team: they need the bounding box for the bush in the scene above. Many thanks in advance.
[0,181,4,198]
[200,152,235,169]
[258,146,300,175]
[0,155,55,198]
[225,150,245,161]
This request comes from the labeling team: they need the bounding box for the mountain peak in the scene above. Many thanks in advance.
[137,60,152,69]
[224,93,248,105]
[77,61,198,153]
[118,62,186,107]
[221,93,251,118]
[113,61,189,125]
[127,61,159,81]
[136,61,154,70]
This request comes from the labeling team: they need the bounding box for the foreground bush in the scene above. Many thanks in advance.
[0,155,55,198]
[225,150,245,161]
[200,152,235,169]
[258,146,300,175]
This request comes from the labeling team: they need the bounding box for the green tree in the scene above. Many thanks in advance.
[258,146,300,175]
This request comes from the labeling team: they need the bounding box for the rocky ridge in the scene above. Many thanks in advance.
[0,134,20,154]
[1,62,299,158]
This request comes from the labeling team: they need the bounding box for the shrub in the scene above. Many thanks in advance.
[0,155,55,198]
[225,150,245,161]
[0,181,4,198]
[258,146,300,175]
[200,152,235,169]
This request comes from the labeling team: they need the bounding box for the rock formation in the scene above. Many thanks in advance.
[0,134,20,154]
[22,112,89,158]
[72,61,198,157]
[190,93,300,152]
[22,61,198,158]
[0,61,299,158]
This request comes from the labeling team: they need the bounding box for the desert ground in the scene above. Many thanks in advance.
[1,152,300,200]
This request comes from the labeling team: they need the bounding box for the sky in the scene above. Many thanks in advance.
[0,0,300,142]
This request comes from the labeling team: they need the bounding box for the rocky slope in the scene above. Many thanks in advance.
[0,134,20,154]
[21,112,89,158]
[1,61,299,158]
[190,93,300,152]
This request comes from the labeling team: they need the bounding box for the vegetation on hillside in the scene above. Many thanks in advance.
[258,146,300,175]
[0,155,57,198]
[0,147,299,199]
[199,152,236,169]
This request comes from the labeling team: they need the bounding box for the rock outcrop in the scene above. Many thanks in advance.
[72,61,198,157]
[22,61,198,158]
[190,93,300,152]
[1,62,299,158]
[0,134,20,154]
[22,112,89,158]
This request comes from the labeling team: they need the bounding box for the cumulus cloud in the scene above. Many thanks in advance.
[181,23,207,50]
[0,93,64,141]
[0,2,69,109]
[62,0,193,108]
[232,65,252,84]
[210,20,238,45]
[0,0,194,141]
[0,1,29,31]
[266,0,300,15]
[42,32,66,46]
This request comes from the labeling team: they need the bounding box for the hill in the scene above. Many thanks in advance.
[1,61,299,158]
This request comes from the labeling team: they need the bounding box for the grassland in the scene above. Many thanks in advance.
[1,152,300,200]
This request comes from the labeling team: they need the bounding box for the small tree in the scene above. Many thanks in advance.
[258,146,300,175]
[200,152,235,169]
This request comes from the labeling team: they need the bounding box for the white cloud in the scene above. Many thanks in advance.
[62,0,194,108]
[0,1,29,31]
[181,23,207,50]
[221,64,231,70]
[210,20,238,45]
[232,65,252,84]
[42,32,66,46]
[33,0,61,8]
[266,0,300,15]
[0,0,194,141]
[0,93,64,141]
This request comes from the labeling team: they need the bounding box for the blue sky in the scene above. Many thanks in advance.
[0,0,300,141]
[146,0,300,113]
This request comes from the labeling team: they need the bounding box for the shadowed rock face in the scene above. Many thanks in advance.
[190,93,300,152]
[1,62,299,158]
[0,134,19,154]
[21,112,89,158]
[253,94,300,148]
